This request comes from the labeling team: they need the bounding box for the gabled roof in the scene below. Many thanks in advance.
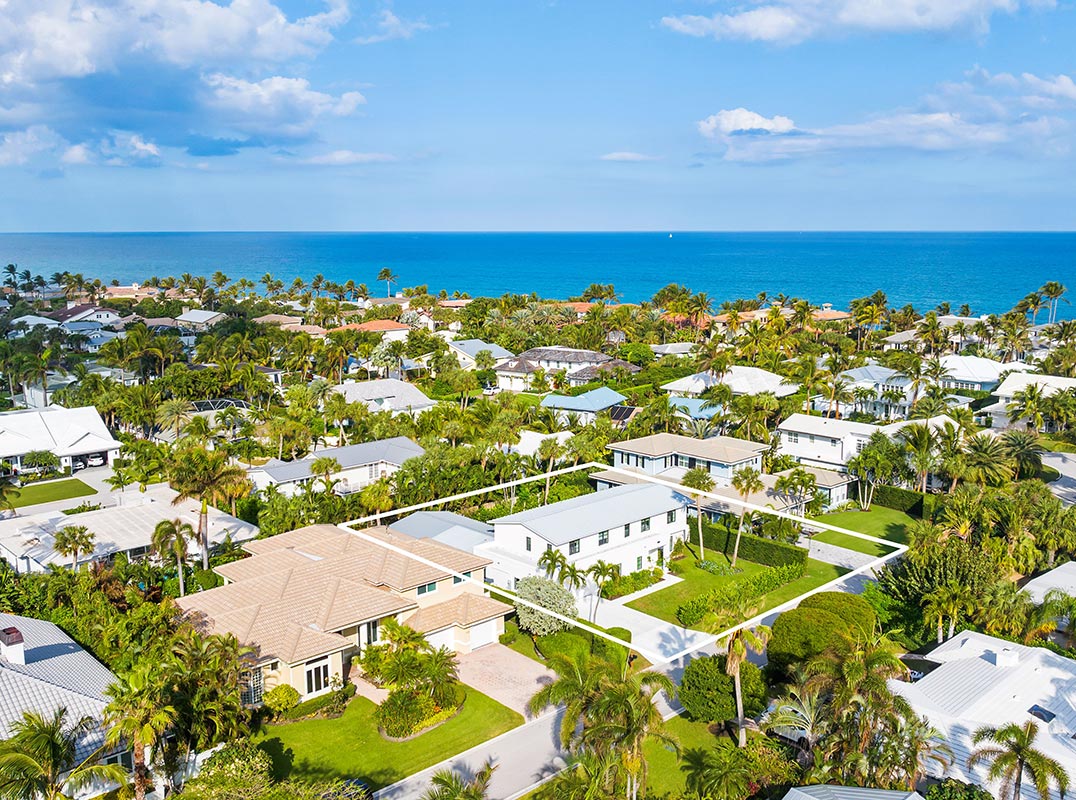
[663,366,798,398]
[540,386,626,413]
[0,406,121,460]
[331,379,435,413]
[783,787,921,800]
[251,437,424,484]
[994,371,1076,399]
[405,593,510,635]
[0,612,117,761]
[940,355,1034,384]
[176,308,225,324]
[333,319,411,333]
[517,346,611,365]
[841,364,904,385]
[778,412,877,438]
[390,511,493,553]
[47,304,114,323]
[609,432,766,464]
[252,314,303,326]
[1023,562,1076,604]
[448,339,515,360]
[493,484,685,544]
[494,357,540,375]
[567,359,641,382]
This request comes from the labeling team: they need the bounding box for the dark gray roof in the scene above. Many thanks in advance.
[495,357,540,375]
[568,359,641,382]
[390,511,493,552]
[0,613,116,761]
[518,346,611,364]
[493,484,684,545]
[254,437,425,484]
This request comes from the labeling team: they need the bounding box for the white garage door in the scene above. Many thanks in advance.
[426,627,456,652]
[469,619,498,649]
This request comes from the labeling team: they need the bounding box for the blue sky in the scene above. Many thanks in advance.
[1,0,1074,231]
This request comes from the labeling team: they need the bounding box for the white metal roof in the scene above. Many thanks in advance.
[663,365,798,398]
[939,355,1035,385]
[1023,562,1076,604]
[995,371,1076,399]
[0,406,121,460]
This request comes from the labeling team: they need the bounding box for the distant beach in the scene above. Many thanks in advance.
[0,231,1073,314]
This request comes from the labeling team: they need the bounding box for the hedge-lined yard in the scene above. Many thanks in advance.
[813,505,914,554]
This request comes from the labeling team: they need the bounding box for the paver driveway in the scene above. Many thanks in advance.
[457,644,557,718]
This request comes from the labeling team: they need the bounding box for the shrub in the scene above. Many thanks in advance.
[697,560,740,577]
[263,684,300,716]
[602,567,663,599]
[926,780,995,800]
[873,485,924,516]
[767,607,848,676]
[591,625,632,662]
[536,631,591,662]
[359,644,390,685]
[499,628,518,645]
[676,563,805,626]
[184,739,274,797]
[515,576,577,636]
[377,689,438,738]
[700,520,808,569]
[678,655,766,723]
[798,592,877,636]
[280,683,356,721]
[192,568,222,591]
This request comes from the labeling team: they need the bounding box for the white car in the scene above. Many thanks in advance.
[86,455,105,467]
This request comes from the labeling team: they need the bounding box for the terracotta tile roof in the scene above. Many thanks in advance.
[404,594,512,635]
[331,319,411,333]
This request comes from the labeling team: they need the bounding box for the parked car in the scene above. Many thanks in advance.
[86,454,105,467]
[71,460,86,472]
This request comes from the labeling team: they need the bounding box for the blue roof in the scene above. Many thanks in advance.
[671,397,723,420]
[540,386,626,413]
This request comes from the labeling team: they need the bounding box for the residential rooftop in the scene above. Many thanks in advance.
[250,437,424,485]
[540,386,626,413]
[609,432,766,463]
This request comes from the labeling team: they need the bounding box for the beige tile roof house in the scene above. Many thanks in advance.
[177,524,511,703]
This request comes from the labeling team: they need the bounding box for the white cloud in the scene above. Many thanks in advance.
[0,0,350,86]
[202,73,365,137]
[100,131,162,166]
[697,108,796,137]
[1022,73,1076,102]
[0,125,65,166]
[355,9,431,45]
[302,150,396,165]
[661,0,1051,44]
[60,143,93,165]
[599,151,661,162]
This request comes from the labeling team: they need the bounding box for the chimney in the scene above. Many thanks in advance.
[0,626,25,665]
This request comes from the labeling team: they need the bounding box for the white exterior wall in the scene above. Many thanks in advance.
[482,507,688,588]
[496,372,532,392]
[249,460,404,498]
[777,428,868,471]
[610,449,762,486]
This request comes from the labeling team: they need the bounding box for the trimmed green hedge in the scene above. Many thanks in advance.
[602,567,663,599]
[768,607,847,676]
[798,592,876,636]
[279,682,356,720]
[699,520,808,570]
[676,563,805,626]
[873,485,923,515]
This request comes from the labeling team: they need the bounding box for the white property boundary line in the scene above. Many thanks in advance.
[352,461,909,799]
[339,461,908,666]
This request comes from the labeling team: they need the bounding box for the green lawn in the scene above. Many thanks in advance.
[1038,465,1062,483]
[626,554,847,626]
[11,478,96,508]
[255,689,522,790]
[811,505,914,557]
[643,715,724,797]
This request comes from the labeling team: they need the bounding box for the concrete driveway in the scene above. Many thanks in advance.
[456,644,556,719]
[590,600,714,661]
[1043,452,1076,506]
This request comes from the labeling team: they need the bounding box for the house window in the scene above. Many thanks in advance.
[641,517,651,532]
[624,524,631,538]
[598,530,609,546]
[636,556,643,571]
[856,440,866,453]
[667,510,676,524]
[241,668,264,705]
[305,658,330,695]
[365,620,379,645]
[417,582,437,595]
[787,432,799,443]
[526,536,532,552]
[454,571,471,584]
[569,539,580,555]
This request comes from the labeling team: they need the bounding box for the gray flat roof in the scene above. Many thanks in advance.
[493,484,684,545]
[254,437,424,484]
[390,511,493,553]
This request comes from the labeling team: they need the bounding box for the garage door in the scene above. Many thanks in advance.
[426,627,455,652]
[469,619,498,649]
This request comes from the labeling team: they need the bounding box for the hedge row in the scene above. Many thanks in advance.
[279,682,356,721]
[676,562,805,626]
[698,520,808,570]
[872,485,944,520]
[601,567,663,599]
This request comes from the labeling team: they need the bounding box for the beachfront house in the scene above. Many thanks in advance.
[177,524,511,702]
[0,406,121,473]
[247,437,424,497]
[476,483,689,589]
[540,386,627,424]
[446,339,515,370]
[982,372,1076,429]
[662,365,798,399]
[889,631,1076,800]
[0,483,257,573]
[330,378,437,417]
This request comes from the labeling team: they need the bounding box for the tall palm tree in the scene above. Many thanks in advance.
[558,563,587,593]
[104,664,177,800]
[898,422,936,494]
[588,560,620,622]
[360,478,394,524]
[52,524,94,571]
[681,467,714,561]
[152,518,194,597]
[156,398,195,441]
[537,547,568,580]
[922,580,975,643]
[422,760,497,800]
[730,467,763,567]
[1042,281,1067,325]
[309,456,342,493]
[528,651,613,748]
[969,721,1069,800]
[681,742,752,800]
[536,437,564,503]
[1001,429,1045,480]
[0,708,127,800]
[717,598,771,747]
[963,433,1014,487]
[377,267,399,297]
[169,448,249,569]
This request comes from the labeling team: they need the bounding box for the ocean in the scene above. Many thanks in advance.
[0,231,1073,315]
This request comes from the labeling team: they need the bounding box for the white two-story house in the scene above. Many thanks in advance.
[596,433,767,489]
[476,484,688,589]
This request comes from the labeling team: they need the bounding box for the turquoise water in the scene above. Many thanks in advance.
[0,232,1072,314]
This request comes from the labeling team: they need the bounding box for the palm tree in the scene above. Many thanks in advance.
[718,598,771,747]
[964,433,1014,487]
[52,524,94,571]
[1001,429,1045,480]
[169,448,249,569]
[528,651,612,749]
[537,547,568,580]
[922,580,975,643]
[536,437,563,503]
[588,560,620,622]
[681,742,752,800]
[360,478,394,523]
[969,721,1069,800]
[680,467,714,561]
[104,664,177,800]
[0,477,20,512]
[730,467,763,567]
[0,708,127,800]
[156,398,195,441]
[152,518,194,597]
[763,678,830,764]
[309,456,342,493]
[558,563,587,593]
[1042,281,1067,325]
[898,422,936,494]
[422,760,497,800]
[377,267,399,297]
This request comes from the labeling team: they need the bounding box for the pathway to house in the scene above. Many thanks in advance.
[1042,452,1076,506]
[800,537,878,570]
[456,645,556,718]
[374,564,883,800]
